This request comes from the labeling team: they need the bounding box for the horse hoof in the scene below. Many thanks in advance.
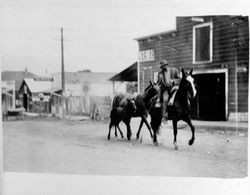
[189,139,194,145]
[107,136,110,140]
[173,142,178,150]
[154,142,159,146]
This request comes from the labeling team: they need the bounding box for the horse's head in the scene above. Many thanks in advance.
[144,81,160,99]
[180,69,197,99]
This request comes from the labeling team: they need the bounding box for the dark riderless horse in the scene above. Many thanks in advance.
[107,98,137,140]
[110,81,160,140]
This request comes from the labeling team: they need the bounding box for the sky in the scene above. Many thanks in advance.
[1,0,249,75]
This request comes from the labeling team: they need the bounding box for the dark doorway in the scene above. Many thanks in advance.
[23,94,28,111]
[191,73,226,121]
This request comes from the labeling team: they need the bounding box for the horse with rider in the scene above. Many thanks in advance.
[108,59,197,149]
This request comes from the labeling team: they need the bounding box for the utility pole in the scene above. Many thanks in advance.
[51,27,69,119]
[61,27,66,119]
[12,80,15,109]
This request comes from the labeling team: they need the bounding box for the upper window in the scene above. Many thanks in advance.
[193,22,213,64]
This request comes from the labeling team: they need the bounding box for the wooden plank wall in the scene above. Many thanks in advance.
[138,15,249,115]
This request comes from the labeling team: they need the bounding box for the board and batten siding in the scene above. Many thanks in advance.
[137,15,248,120]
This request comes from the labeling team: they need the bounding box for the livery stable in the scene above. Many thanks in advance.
[135,15,248,121]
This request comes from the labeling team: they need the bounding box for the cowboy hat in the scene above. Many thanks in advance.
[159,59,168,68]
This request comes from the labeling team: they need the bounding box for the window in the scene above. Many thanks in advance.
[193,22,213,63]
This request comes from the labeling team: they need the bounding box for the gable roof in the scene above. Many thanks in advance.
[22,78,53,93]
[1,71,37,91]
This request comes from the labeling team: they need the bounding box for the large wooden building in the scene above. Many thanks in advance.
[135,15,248,121]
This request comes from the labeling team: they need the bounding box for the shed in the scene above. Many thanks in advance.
[19,78,53,112]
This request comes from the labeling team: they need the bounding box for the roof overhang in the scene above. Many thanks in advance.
[108,62,138,82]
[134,29,177,41]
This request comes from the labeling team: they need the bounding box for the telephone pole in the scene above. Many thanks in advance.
[61,27,66,119]
[51,27,68,119]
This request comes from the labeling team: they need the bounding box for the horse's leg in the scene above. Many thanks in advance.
[114,126,118,137]
[125,119,132,141]
[117,124,124,139]
[153,129,158,146]
[150,117,159,145]
[183,117,195,145]
[142,116,153,138]
[172,119,178,150]
[136,119,144,140]
[115,119,121,137]
[107,122,112,140]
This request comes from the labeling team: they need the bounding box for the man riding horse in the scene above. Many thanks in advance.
[157,59,181,122]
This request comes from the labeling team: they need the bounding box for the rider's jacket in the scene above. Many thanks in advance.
[157,67,180,91]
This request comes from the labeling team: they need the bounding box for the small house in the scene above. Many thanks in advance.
[19,78,54,113]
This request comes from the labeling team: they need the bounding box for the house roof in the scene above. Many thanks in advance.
[108,62,138,82]
[23,78,53,93]
[1,71,37,91]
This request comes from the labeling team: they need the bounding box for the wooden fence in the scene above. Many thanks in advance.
[65,95,112,119]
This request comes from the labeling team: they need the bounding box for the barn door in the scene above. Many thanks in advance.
[191,73,226,121]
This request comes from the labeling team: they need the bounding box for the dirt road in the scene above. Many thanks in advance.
[2,118,248,178]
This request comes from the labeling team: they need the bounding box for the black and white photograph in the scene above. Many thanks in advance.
[0,0,249,194]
